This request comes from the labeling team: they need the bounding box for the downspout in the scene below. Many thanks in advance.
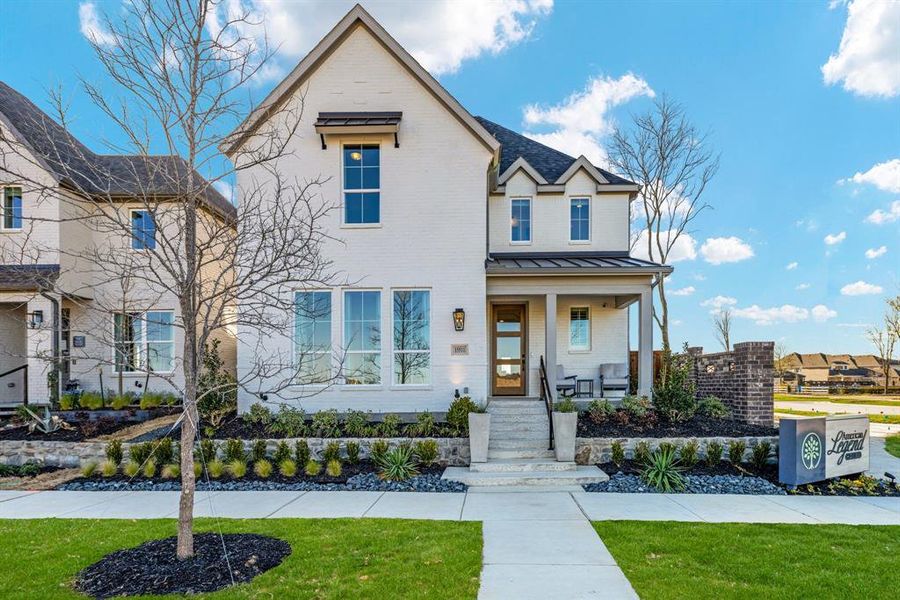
[39,291,60,405]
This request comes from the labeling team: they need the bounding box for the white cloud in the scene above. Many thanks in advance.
[865,245,887,259]
[795,283,811,291]
[811,305,838,322]
[701,295,737,314]
[840,280,884,295]
[824,231,847,245]
[670,286,695,297]
[865,200,900,225]
[523,73,655,165]
[699,236,754,265]
[213,180,235,203]
[822,0,900,98]
[839,159,900,193]
[78,2,116,46]
[785,261,799,270]
[732,305,810,326]
[692,273,707,281]
[631,230,697,263]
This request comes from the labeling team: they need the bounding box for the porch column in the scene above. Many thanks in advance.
[545,293,557,398]
[638,289,653,398]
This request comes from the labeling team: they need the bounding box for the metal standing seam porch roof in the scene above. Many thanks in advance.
[314,111,402,128]
[486,252,673,275]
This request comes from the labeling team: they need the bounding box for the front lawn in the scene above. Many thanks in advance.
[886,435,900,459]
[775,408,900,424]
[0,518,482,599]
[594,521,898,599]
[775,393,900,406]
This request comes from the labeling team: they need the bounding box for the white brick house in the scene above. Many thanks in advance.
[0,83,236,408]
[226,5,671,414]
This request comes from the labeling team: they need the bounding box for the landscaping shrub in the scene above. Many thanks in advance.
[414,439,439,467]
[110,394,132,410]
[323,441,342,463]
[751,441,772,471]
[641,446,686,492]
[273,441,292,465]
[658,441,678,455]
[244,402,273,427]
[343,410,369,437]
[705,441,723,467]
[305,460,322,476]
[326,459,342,478]
[161,463,180,479]
[679,440,700,468]
[105,440,123,466]
[555,398,577,413]
[59,393,78,410]
[376,445,419,481]
[446,395,482,435]
[279,459,297,478]
[152,437,175,466]
[634,441,652,465]
[728,440,747,464]
[610,441,625,466]
[100,459,118,477]
[379,413,402,437]
[142,461,157,478]
[228,460,247,478]
[311,409,341,437]
[254,459,273,478]
[370,439,389,463]
[346,441,361,464]
[294,440,310,467]
[128,442,153,467]
[196,439,218,465]
[588,399,614,424]
[412,411,435,437]
[78,391,104,410]
[193,463,203,478]
[196,339,237,427]
[81,461,98,478]
[621,395,651,419]
[251,439,268,462]
[123,461,141,478]
[697,396,730,419]
[139,392,164,410]
[270,406,306,437]
[223,438,246,463]
[207,459,225,479]
[652,349,697,422]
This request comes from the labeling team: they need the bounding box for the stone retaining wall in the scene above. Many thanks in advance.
[0,437,470,468]
[687,342,775,426]
[575,435,778,465]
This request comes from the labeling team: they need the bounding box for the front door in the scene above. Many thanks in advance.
[492,304,527,395]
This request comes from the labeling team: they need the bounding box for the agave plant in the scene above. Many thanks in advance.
[640,446,686,492]
[375,445,420,481]
[17,406,73,434]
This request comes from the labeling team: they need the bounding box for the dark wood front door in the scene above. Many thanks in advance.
[492,304,527,396]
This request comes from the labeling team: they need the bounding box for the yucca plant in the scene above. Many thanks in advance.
[376,445,419,481]
[640,446,686,492]
[278,458,297,477]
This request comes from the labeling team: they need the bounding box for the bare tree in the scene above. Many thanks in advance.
[609,96,719,380]
[0,0,341,560]
[773,342,787,383]
[867,320,897,395]
[713,308,732,352]
[887,294,900,342]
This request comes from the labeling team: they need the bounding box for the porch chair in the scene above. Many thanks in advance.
[556,364,576,398]
[599,363,629,397]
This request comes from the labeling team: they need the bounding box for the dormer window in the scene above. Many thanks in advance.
[343,144,380,224]
[570,197,590,242]
[510,198,531,243]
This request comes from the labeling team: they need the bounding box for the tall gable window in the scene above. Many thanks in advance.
[343,144,380,224]
[1,187,22,230]
[570,198,590,242]
[344,290,381,384]
[114,310,174,373]
[131,210,156,250]
[295,291,332,384]
[510,198,531,243]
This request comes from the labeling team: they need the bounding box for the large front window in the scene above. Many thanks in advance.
[393,290,431,385]
[570,197,590,242]
[511,198,531,243]
[344,290,381,384]
[114,310,174,372]
[1,187,22,230]
[569,307,590,351]
[131,210,156,250]
[343,144,380,224]
[295,291,332,383]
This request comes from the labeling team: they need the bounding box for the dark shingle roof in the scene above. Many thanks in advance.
[0,81,235,220]
[0,264,59,291]
[474,116,635,186]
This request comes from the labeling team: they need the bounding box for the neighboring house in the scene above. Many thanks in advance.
[225,5,670,413]
[781,352,900,388]
[0,82,236,408]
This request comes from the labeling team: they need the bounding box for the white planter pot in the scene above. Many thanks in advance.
[552,411,577,462]
[468,413,491,463]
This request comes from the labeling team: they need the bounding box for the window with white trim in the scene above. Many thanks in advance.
[1,187,23,230]
[569,307,590,351]
[294,291,332,383]
[511,198,531,243]
[131,210,156,250]
[344,290,381,384]
[570,197,590,242]
[393,290,430,385]
[114,310,174,372]
[343,144,380,224]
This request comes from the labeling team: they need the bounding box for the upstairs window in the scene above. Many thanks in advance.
[1,187,23,230]
[131,210,156,250]
[114,310,174,372]
[343,144,380,224]
[510,198,531,243]
[570,198,590,242]
[569,307,590,351]
[294,291,332,384]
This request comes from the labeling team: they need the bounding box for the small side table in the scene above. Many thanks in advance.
[575,379,594,398]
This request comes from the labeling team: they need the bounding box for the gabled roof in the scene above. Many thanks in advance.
[474,117,636,188]
[222,4,500,159]
[0,264,59,291]
[0,81,234,220]
[796,353,829,368]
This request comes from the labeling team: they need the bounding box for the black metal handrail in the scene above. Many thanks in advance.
[539,356,554,451]
[0,364,28,406]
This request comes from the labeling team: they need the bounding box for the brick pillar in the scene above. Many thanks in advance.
[733,342,774,426]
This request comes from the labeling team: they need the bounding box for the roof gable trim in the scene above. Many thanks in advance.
[497,156,548,185]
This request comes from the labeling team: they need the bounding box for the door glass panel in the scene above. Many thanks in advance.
[495,364,522,388]
[496,308,522,332]
[496,337,521,360]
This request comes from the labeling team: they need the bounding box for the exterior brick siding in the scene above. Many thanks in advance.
[688,342,774,426]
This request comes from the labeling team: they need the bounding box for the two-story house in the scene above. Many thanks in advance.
[225,5,670,414]
[0,82,236,408]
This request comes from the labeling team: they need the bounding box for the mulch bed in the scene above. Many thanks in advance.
[0,418,141,441]
[578,414,777,438]
[74,533,291,598]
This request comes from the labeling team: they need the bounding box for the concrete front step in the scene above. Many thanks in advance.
[489,439,552,450]
[487,406,548,416]
[491,432,549,442]
[487,449,555,460]
[470,459,577,473]
[442,465,608,487]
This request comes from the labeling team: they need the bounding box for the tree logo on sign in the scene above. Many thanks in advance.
[801,432,822,470]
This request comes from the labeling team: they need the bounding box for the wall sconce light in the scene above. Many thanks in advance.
[28,310,43,329]
[453,308,465,331]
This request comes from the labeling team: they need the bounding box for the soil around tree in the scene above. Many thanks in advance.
[578,414,777,438]
[73,533,291,598]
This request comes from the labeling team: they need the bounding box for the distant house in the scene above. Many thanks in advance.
[781,353,900,388]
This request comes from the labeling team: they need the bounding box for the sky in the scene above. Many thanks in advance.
[0,0,898,355]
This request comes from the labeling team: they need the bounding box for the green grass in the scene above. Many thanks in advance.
[886,435,900,459]
[775,393,900,406]
[594,521,899,599]
[0,518,482,599]
[774,408,900,424]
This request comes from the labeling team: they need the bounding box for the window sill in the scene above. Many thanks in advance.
[112,371,176,376]
[509,240,532,246]
[568,240,591,245]
[341,223,382,229]
[340,384,384,391]
[0,229,23,234]
[568,349,591,354]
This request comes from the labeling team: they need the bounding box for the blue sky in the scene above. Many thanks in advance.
[1,0,897,355]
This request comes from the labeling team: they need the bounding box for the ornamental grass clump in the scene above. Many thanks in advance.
[305,460,322,477]
[100,459,118,478]
[207,459,225,479]
[414,439,439,467]
[326,459,342,478]
[376,445,419,481]
[228,460,248,479]
[81,461,98,478]
[161,463,180,479]
[751,441,772,471]
[123,461,141,478]
[705,441,723,467]
[728,440,747,464]
[679,440,700,468]
[254,459,273,478]
[142,461,157,478]
[346,441,361,464]
[640,446,686,492]
[193,463,203,478]
[610,441,625,466]
[278,458,297,478]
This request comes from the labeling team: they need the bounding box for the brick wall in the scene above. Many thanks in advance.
[688,342,774,426]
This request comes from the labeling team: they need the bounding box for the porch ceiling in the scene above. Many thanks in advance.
[485,252,672,275]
